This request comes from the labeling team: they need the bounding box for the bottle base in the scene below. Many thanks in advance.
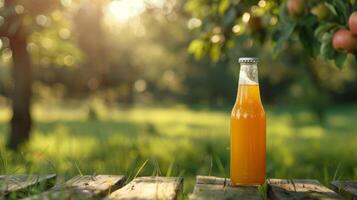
[230,182,263,187]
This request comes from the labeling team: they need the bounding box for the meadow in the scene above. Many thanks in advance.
[0,100,356,195]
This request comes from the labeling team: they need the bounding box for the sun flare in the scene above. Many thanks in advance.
[107,0,146,22]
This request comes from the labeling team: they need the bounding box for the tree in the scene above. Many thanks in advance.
[185,0,357,121]
[186,0,357,68]
[1,0,65,149]
[2,0,32,149]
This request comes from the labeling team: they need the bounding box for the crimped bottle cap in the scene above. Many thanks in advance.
[238,57,259,63]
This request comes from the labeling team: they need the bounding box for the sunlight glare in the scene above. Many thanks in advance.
[107,0,145,22]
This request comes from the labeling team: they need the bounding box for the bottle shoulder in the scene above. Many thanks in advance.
[231,104,265,119]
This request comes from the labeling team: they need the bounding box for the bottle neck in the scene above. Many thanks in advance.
[238,63,258,85]
[235,63,262,106]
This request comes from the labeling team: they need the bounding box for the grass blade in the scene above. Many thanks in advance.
[74,161,83,176]
[166,160,175,177]
[133,159,149,179]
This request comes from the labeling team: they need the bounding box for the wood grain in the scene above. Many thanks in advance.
[189,176,263,200]
[268,179,344,200]
[24,175,125,199]
[109,176,183,200]
[0,174,56,198]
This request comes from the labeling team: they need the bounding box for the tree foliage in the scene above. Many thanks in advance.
[186,0,357,68]
[0,0,82,68]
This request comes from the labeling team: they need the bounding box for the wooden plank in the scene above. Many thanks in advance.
[268,179,344,200]
[109,176,183,200]
[24,175,125,199]
[331,180,357,200]
[189,176,263,200]
[0,174,56,198]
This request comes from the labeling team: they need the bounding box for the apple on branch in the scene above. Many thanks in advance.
[332,29,356,53]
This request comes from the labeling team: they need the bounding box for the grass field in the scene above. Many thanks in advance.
[0,101,357,195]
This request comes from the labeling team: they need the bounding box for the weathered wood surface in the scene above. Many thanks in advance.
[2,174,357,200]
[189,176,263,200]
[109,176,183,200]
[0,174,56,198]
[24,175,125,199]
[268,179,344,200]
[331,180,357,200]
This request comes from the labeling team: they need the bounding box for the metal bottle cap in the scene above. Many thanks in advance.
[238,57,259,64]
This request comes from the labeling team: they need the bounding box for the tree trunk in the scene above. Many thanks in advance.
[6,0,32,149]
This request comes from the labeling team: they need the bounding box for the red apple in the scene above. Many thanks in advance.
[287,0,304,16]
[332,29,357,52]
[348,12,357,35]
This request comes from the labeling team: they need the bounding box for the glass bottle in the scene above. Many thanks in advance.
[230,57,266,186]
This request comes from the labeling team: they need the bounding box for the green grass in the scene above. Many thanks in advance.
[0,101,357,196]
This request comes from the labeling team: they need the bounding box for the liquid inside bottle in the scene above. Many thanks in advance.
[230,57,266,186]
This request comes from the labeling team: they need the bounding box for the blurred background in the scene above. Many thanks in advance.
[0,0,357,195]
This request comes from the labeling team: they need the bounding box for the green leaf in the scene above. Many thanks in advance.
[325,0,348,24]
[314,23,339,40]
[298,14,317,27]
[273,22,296,55]
[324,2,338,16]
[218,0,230,15]
[334,52,347,69]
[185,0,202,14]
[210,44,221,62]
[188,39,206,60]
[299,26,320,57]
[320,32,335,59]
[321,32,332,43]
[332,0,348,23]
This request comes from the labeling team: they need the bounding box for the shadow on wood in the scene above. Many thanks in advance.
[189,176,263,200]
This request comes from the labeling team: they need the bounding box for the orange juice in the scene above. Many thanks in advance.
[230,58,266,185]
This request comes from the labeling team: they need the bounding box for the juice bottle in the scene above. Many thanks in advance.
[230,57,266,186]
